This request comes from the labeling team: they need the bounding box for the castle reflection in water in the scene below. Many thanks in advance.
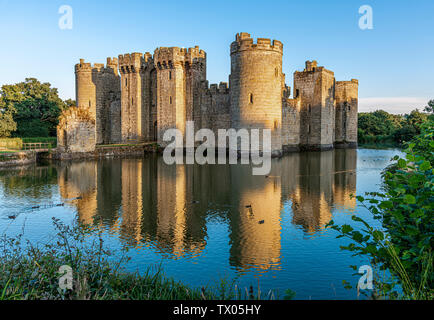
[58,149,357,271]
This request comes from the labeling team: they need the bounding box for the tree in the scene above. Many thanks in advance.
[405,109,428,135]
[0,89,17,137]
[0,78,66,137]
[0,109,17,137]
[358,110,401,138]
[424,100,434,114]
[64,99,76,109]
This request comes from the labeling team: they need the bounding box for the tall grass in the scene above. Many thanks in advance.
[0,218,289,300]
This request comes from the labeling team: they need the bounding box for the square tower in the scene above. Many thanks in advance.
[335,80,359,148]
[119,53,146,143]
[294,61,335,150]
[153,46,206,145]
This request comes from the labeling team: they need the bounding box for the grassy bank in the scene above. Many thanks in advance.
[0,219,289,300]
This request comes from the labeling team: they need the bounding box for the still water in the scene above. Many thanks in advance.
[0,148,402,299]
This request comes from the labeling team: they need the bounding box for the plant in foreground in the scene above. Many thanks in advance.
[0,218,292,300]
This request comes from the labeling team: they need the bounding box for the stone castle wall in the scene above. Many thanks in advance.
[62,32,359,155]
[57,107,96,153]
[294,61,336,150]
[335,80,359,147]
[75,58,121,145]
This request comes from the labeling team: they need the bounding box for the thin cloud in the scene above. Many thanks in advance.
[359,97,430,115]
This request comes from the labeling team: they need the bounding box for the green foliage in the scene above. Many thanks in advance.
[424,100,434,114]
[64,99,76,109]
[328,118,434,300]
[0,109,17,138]
[358,105,431,146]
[0,78,72,138]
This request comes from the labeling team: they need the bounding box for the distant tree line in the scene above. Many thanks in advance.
[358,100,433,146]
[0,78,74,138]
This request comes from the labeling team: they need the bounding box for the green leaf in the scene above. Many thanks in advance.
[373,230,384,241]
[403,194,416,204]
[398,159,407,168]
[419,161,431,171]
[341,225,354,234]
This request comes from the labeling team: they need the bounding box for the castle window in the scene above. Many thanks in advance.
[89,100,91,107]
[295,89,299,98]
[274,120,279,129]
[275,67,279,77]
[170,96,172,104]
[132,98,134,105]
[308,105,311,113]
[169,71,172,80]
[249,93,253,104]
[125,78,128,86]
[308,125,311,134]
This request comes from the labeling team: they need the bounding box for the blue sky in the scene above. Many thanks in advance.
[0,0,433,114]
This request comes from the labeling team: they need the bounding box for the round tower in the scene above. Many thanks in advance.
[75,59,96,116]
[230,32,284,155]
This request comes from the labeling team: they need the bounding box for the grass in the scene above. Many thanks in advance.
[0,218,292,300]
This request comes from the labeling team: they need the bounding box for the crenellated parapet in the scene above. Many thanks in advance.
[75,58,118,75]
[230,32,283,55]
[295,60,335,77]
[209,82,229,95]
[153,46,206,69]
[118,52,144,74]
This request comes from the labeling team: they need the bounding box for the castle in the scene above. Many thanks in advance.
[57,32,358,156]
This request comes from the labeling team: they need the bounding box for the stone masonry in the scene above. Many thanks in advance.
[58,32,358,155]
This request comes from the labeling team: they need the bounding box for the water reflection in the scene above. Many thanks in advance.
[57,149,357,271]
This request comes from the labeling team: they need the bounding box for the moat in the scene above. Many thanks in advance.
[0,148,402,300]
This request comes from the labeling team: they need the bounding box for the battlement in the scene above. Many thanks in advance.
[209,82,229,94]
[154,46,205,68]
[106,57,118,67]
[336,79,359,86]
[305,60,318,72]
[75,58,119,73]
[230,32,283,54]
[294,60,334,76]
[75,59,93,73]
[118,52,144,73]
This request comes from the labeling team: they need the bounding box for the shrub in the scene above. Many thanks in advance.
[0,138,23,150]
[328,118,434,300]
